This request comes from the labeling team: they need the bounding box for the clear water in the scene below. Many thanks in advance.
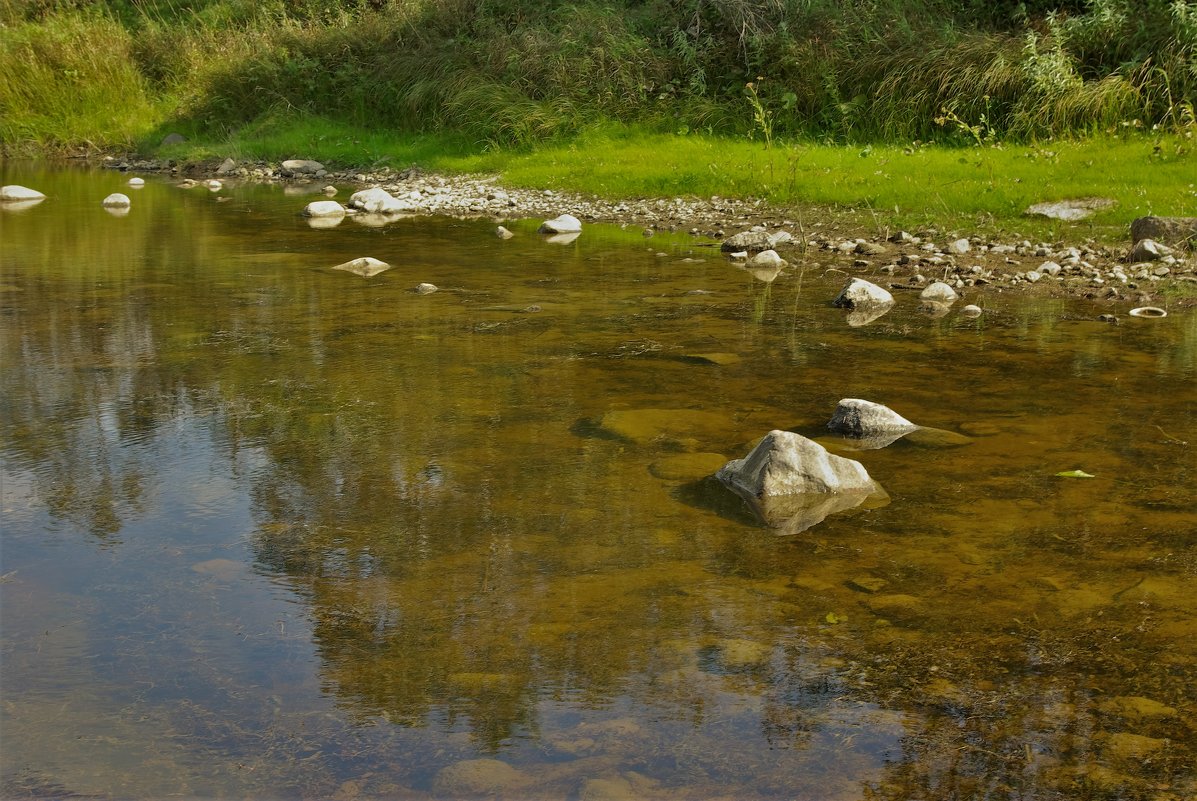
[1,163,1194,800]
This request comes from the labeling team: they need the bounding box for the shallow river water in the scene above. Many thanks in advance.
[1,164,1194,800]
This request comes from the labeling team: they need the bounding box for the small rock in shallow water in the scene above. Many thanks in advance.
[414,283,438,294]
[127,177,145,187]
[332,257,391,277]
[1,185,46,202]
[960,304,983,317]
[1128,306,1167,318]
[495,225,514,239]
[102,192,131,208]
[538,213,582,234]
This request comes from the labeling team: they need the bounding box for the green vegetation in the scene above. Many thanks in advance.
[1,0,1194,232]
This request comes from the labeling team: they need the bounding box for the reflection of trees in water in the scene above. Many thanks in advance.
[4,193,1195,798]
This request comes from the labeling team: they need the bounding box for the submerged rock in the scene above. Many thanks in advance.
[598,408,729,449]
[432,759,529,797]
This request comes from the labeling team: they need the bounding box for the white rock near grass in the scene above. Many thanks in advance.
[538,213,582,234]
[833,278,894,309]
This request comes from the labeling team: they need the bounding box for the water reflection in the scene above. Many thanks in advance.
[1,163,1194,800]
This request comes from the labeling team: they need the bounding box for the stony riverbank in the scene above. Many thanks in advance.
[102,154,1197,313]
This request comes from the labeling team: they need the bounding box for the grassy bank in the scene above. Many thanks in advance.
[1,1,1194,236]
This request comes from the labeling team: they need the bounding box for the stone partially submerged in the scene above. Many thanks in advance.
[538,214,582,234]
[827,398,917,444]
[833,278,894,309]
[303,200,346,218]
[332,257,391,277]
[716,430,887,534]
[2,185,46,202]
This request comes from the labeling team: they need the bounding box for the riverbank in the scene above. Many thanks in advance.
[98,149,1197,314]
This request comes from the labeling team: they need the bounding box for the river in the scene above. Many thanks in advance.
[1,163,1194,800]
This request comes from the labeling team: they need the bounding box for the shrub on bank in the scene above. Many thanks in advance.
[0,0,1193,151]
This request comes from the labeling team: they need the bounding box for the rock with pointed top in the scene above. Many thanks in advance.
[538,214,582,234]
[828,399,918,439]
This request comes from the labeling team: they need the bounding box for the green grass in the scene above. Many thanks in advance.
[438,124,1197,240]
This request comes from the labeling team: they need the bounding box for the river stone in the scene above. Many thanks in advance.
[303,200,346,218]
[902,426,973,448]
[716,638,771,668]
[332,257,391,277]
[746,249,786,270]
[959,304,983,317]
[865,593,927,624]
[102,192,131,208]
[847,576,888,593]
[599,408,729,448]
[432,759,528,797]
[718,430,877,497]
[920,281,958,303]
[1025,197,1116,221]
[216,157,236,175]
[281,158,325,176]
[1100,732,1168,764]
[348,186,415,214]
[2,185,46,201]
[1130,215,1197,247]
[828,398,918,438]
[947,238,970,254]
[414,282,438,294]
[720,229,773,253]
[833,277,894,309]
[1129,238,1171,263]
[538,213,582,234]
[496,225,515,239]
[1097,696,1179,723]
[579,776,637,801]
[127,177,145,187]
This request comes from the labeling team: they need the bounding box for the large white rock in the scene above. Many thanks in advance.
[746,249,786,270]
[348,187,417,214]
[828,399,918,438]
[302,200,346,218]
[102,193,131,208]
[718,430,878,497]
[716,431,885,533]
[1,185,46,202]
[332,257,391,277]
[833,278,894,309]
[538,213,582,234]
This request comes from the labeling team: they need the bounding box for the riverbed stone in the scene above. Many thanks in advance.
[1,185,46,202]
[281,159,325,176]
[865,593,927,624]
[538,213,582,234]
[959,304,983,317]
[102,192,131,208]
[303,200,346,218]
[947,238,970,254]
[832,277,894,309]
[1097,696,1179,724]
[648,452,729,482]
[1130,215,1197,247]
[348,186,415,214]
[414,282,438,294]
[496,225,514,239]
[920,281,958,303]
[827,398,918,438]
[1129,238,1171,263]
[332,257,391,277]
[717,430,878,498]
[720,229,773,252]
[746,249,786,270]
[432,759,529,797]
[598,408,729,448]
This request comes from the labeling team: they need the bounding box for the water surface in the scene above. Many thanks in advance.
[1,163,1194,800]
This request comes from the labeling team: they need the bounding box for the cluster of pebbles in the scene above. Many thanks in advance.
[102,155,1196,311]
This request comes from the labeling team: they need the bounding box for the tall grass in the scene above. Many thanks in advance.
[1,0,1193,152]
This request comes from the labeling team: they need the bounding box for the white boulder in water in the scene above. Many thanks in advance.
[538,214,582,234]
[102,193,131,208]
[348,187,417,214]
[1,185,45,202]
[303,200,346,218]
[833,278,894,309]
[828,398,918,438]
